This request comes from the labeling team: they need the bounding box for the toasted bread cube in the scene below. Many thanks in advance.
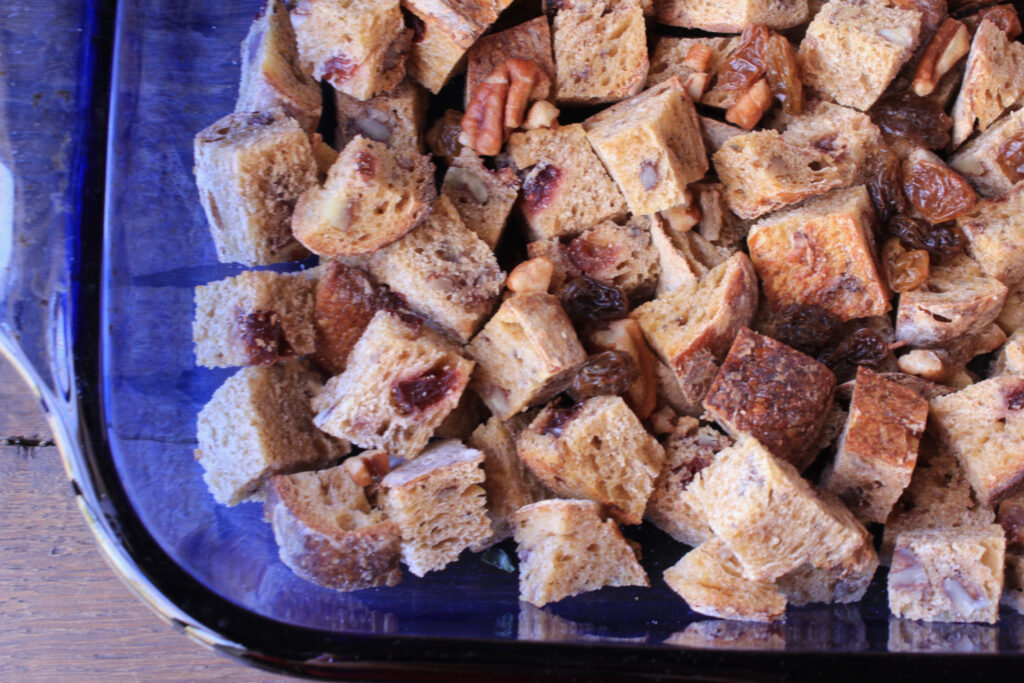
[799,0,923,111]
[334,78,427,153]
[688,435,871,581]
[508,124,628,240]
[951,18,1024,147]
[930,375,1024,506]
[583,79,708,216]
[888,525,1005,624]
[265,465,401,591]
[821,367,929,524]
[307,262,390,375]
[658,0,808,31]
[553,0,648,105]
[664,538,787,623]
[467,293,587,420]
[465,17,554,110]
[957,186,1024,287]
[380,440,490,576]
[194,110,315,266]
[887,618,999,653]
[513,499,649,607]
[236,0,322,134]
[196,362,350,505]
[517,396,665,525]
[703,328,837,470]
[312,311,473,459]
[441,149,521,250]
[776,541,878,605]
[292,136,435,256]
[782,101,885,185]
[366,195,505,342]
[193,270,314,368]
[646,36,736,89]
[290,0,409,100]
[950,108,1024,199]
[634,253,759,408]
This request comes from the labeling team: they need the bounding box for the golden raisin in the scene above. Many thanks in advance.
[902,154,977,224]
[882,237,930,293]
[713,24,770,97]
[763,33,803,115]
[997,131,1024,184]
[426,109,464,164]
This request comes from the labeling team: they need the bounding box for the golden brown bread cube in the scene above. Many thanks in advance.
[334,78,427,153]
[956,186,1024,287]
[464,17,554,110]
[775,538,878,605]
[307,261,387,376]
[441,149,521,250]
[950,108,1024,199]
[657,0,809,32]
[951,18,1024,147]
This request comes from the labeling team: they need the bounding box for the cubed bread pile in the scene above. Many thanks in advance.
[190,0,1024,626]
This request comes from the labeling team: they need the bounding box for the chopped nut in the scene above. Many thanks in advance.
[660,198,701,234]
[684,72,710,100]
[507,257,554,294]
[898,349,946,381]
[683,44,713,72]
[913,18,970,97]
[445,166,489,204]
[878,25,916,48]
[725,79,772,130]
[460,65,509,156]
[650,405,677,435]
[942,577,990,617]
[639,160,660,190]
[889,547,929,590]
[506,59,550,129]
[522,100,560,130]
[587,318,658,419]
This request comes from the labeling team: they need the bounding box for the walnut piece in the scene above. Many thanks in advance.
[507,257,554,294]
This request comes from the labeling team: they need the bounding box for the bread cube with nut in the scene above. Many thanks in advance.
[582,79,708,217]
[775,538,878,605]
[468,292,587,420]
[334,78,427,153]
[820,367,929,524]
[194,110,316,266]
[441,149,521,250]
[193,270,314,368]
[312,310,474,459]
[517,396,665,525]
[646,36,736,91]
[950,108,1024,199]
[657,0,808,32]
[950,18,1024,147]
[888,525,1006,624]
[956,186,1024,287]
[465,17,554,111]
[513,499,648,607]
[380,440,490,576]
[196,362,350,506]
[703,328,836,470]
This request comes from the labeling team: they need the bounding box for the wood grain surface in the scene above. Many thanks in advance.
[0,358,283,681]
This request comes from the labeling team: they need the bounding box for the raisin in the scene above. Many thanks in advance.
[355,151,376,180]
[882,237,930,293]
[864,147,907,225]
[522,163,561,213]
[565,234,616,274]
[324,54,357,84]
[392,366,459,415]
[763,33,803,115]
[887,214,965,258]
[568,351,637,401]
[870,91,952,150]
[817,328,888,380]
[540,401,582,437]
[425,110,463,164]
[902,154,978,224]
[240,309,292,364]
[771,303,844,356]
[1005,381,1024,411]
[713,24,770,96]
[997,131,1024,184]
[561,276,628,327]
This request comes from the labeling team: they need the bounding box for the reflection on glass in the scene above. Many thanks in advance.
[783,605,867,652]
[663,620,785,651]
[887,617,998,653]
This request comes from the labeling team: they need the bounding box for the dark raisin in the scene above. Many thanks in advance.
[763,33,803,115]
[673,454,712,488]
[870,91,952,150]
[324,54,357,84]
[771,303,844,356]
[902,154,977,224]
[540,401,582,437]
[425,110,463,165]
[997,131,1024,184]
[887,214,965,258]
[568,351,637,401]
[864,147,907,226]
[522,163,561,213]
[1005,381,1024,411]
[817,328,888,380]
[561,276,628,327]
[240,309,292,364]
[392,366,459,415]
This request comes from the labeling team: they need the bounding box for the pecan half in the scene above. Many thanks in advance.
[913,18,970,97]
[460,59,552,156]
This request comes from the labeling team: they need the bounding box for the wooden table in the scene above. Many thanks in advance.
[0,357,282,681]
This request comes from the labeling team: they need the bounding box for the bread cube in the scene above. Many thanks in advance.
[664,538,787,623]
[290,0,410,100]
[553,0,648,105]
[196,362,350,505]
[703,328,837,470]
[930,375,1024,506]
[782,101,885,185]
[748,186,889,321]
[658,0,808,31]
[951,18,1024,147]
[312,311,474,459]
[441,149,521,250]
[888,525,1005,624]
[194,110,316,266]
[950,108,1024,199]
[513,499,648,607]
[193,270,314,368]
[957,186,1024,287]
[366,195,505,342]
[799,0,923,111]
[583,79,708,216]
[507,124,628,240]
[821,367,929,524]
[688,435,871,581]
[465,17,554,110]
[634,253,759,408]
[380,440,490,576]
[265,464,401,591]
[292,136,435,256]
[776,541,878,605]
[236,0,322,134]
[334,78,427,153]
[467,293,586,419]
[308,261,388,375]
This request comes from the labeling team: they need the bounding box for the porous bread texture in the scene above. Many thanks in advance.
[646,37,735,90]
[957,186,1024,287]
[657,0,809,32]
[468,292,587,420]
[380,440,490,576]
[265,464,402,591]
[441,149,521,250]
[236,0,322,134]
[513,499,648,607]
[775,537,878,605]
[929,374,1024,506]
[334,78,427,153]
[366,195,505,342]
[291,136,435,256]
[196,362,350,506]
[464,16,554,110]
[307,261,384,375]
[633,253,759,410]
[702,328,837,470]
[782,101,884,186]
[517,396,665,525]
[194,110,316,266]
[507,124,629,240]
[583,78,708,216]
[312,310,474,459]
[821,367,929,524]
[663,537,787,623]
[687,435,872,581]
[747,186,889,322]
[799,0,923,111]
[951,18,1024,147]
[888,525,1005,624]
[290,0,410,100]
[950,108,1024,199]
[193,269,315,368]
[553,0,648,105]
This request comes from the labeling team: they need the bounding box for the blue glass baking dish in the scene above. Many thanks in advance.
[3,0,1024,678]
